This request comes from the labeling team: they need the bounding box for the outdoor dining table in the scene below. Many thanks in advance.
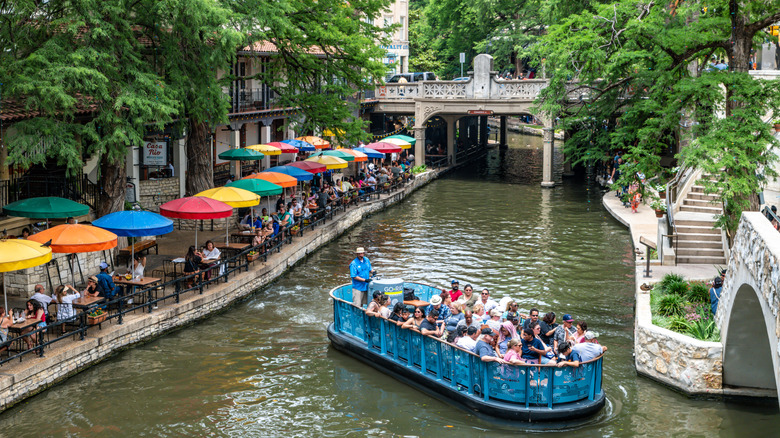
[230,231,255,243]
[8,318,42,352]
[114,276,163,305]
[216,242,250,252]
[71,296,106,310]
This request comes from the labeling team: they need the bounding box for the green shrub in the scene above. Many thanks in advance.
[666,280,689,296]
[667,316,690,332]
[658,293,685,317]
[658,274,685,293]
[687,281,710,303]
[687,317,720,341]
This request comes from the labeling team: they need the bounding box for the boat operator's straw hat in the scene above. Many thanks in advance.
[355,247,365,253]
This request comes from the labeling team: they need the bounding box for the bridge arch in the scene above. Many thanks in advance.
[717,212,780,399]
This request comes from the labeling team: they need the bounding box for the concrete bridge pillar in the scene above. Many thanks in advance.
[413,127,426,167]
[228,127,241,179]
[499,116,507,148]
[541,122,555,188]
[442,115,459,166]
[479,116,488,149]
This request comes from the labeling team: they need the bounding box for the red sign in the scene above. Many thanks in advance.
[468,110,494,115]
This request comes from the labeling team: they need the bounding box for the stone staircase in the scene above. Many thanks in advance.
[674,180,727,264]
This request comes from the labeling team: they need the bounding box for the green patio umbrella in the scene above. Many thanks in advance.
[218,148,265,161]
[226,179,283,197]
[3,196,89,219]
[309,150,355,162]
[385,134,416,145]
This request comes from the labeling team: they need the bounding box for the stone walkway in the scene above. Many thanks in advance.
[602,192,721,285]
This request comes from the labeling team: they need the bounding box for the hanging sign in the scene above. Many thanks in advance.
[468,110,494,115]
[143,141,167,166]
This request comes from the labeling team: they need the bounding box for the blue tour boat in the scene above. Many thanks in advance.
[328,281,606,422]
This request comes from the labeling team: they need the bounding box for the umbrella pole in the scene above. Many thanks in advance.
[225,217,229,245]
[195,226,198,250]
[3,274,8,317]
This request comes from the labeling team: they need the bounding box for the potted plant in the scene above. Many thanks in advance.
[655,183,667,199]
[290,225,300,235]
[247,250,259,262]
[774,118,780,132]
[87,308,107,326]
[650,199,667,218]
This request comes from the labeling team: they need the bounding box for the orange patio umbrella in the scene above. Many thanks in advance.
[337,148,368,162]
[296,136,330,149]
[244,172,298,188]
[28,224,118,285]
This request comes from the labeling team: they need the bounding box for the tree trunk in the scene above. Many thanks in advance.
[97,154,127,217]
[185,119,214,196]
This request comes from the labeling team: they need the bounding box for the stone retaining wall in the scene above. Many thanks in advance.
[634,291,723,393]
[138,178,179,210]
[5,251,108,298]
[0,169,442,412]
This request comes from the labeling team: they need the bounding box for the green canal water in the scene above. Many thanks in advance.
[1,140,778,436]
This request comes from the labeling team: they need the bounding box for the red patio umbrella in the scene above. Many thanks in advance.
[265,141,299,153]
[366,142,402,154]
[287,161,327,174]
[159,197,233,247]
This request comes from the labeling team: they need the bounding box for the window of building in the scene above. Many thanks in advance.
[399,16,406,41]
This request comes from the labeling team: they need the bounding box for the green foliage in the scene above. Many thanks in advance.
[687,314,720,342]
[687,281,710,303]
[658,274,685,294]
[411,165,428,174]
[666,280,689,297]
[657,293,684,317]
[667,316,690,332]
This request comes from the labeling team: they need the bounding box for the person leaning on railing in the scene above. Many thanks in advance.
[556,341,581,368]
[0,307,12,354]
[419,309,445,337]
[474,328,508,364]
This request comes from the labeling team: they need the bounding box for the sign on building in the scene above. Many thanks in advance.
[143,141,167,166]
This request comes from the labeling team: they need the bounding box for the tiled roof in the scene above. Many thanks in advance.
[241,40,326,56]
[0,98,96,122]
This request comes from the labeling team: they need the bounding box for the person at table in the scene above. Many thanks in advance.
[21,299,46,350]
[131,254,146,279]
[349,246,374,307]
[364,173,377,192]
[0,307,12,353]
[261,221,275,239]
[202,240,223,276]
[83,276,100,298]
[259,208,271,225]
[276,206,294,231]
[183,246,202,287]
[275,194,286,212]
[327,186,339,205]
[53,285,81,321]
[317,187,329,211]
[31,284,53,310]
[18,228,30,239]
[97,262,120,299]
[291,199,303,221]
[251,228,265,247]
[239,212,254,230]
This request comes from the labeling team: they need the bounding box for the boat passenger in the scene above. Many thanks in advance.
[553,314,577,352]
[502,300,521,322]
[451,325,467,344]
[425,295,449,321]
[556,341,582,368]
[573,331,607,362]
[456,284,477,310]
[456,310,482,332]
[496,321,519,356]
[522,308,540,330]
[486,309,503,333]
[402,306,426,330]
[448,280,462,301]
[573,321,588,344]
[419,309,445,337]
[444,303,464,338]
[366,291,384,317]
[379,297,392,319]
[456,326,479,352]
[472,303,488,323]
[529,321,556,364]
[389,303,407,324]
[478,289,499,313]
[474,328,507,364]
[520,328,545,364]
[503,339,526,364]
[539,312,558,346]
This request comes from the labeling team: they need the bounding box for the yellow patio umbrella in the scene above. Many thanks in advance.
[246,144,282,155]
[323,128,345,137]
[304,155,348,169]
[0,239,53,312]
[195,187,260,244]
[382,138,412,149]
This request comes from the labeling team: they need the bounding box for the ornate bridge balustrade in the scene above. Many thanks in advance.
[330,283,604,409]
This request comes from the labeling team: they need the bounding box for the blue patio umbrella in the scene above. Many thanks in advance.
[353,147,384,159]
[282,139,316,152]
[263,165,314,182]
[93,210,174,270]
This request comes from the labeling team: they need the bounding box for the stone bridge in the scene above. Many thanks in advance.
[716,212,780,402]
[374,54,567,186]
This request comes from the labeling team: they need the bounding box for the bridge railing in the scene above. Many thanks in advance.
[421,81,468,99]
[376,83,420,99]
[330,283,604,407]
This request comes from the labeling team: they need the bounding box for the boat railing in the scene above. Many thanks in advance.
[330,283,604,408]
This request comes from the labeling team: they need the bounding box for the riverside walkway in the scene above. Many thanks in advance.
[0,168,446,412]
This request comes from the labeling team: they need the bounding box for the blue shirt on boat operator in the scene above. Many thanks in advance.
[350,247,374,307]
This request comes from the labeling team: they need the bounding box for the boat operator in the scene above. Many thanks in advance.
[350,247,375,308]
